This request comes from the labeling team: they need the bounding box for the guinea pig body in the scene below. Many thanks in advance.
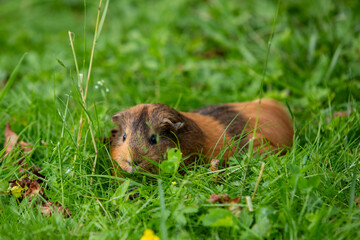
[111,99,293,173]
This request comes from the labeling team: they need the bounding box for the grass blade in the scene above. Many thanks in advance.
[158,179,168,240]
[0,53,27,102]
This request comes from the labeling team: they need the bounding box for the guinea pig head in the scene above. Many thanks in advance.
[110,104,187,174]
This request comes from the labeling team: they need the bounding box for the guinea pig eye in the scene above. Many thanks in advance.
[123,133,127,142]
[149,134,157,145]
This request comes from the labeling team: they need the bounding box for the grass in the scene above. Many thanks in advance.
[0,0,360,239]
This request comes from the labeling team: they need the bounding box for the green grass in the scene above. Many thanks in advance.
[1,0,360,239]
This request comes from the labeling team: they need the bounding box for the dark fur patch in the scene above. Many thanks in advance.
[151,104,185,122]
[151,103,207,162]
[110,129,120,144]
[130,106,150,148]
[151,104,200,137]
[133,106,148,132]
[193,105,247,142]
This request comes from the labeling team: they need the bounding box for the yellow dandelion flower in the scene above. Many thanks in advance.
[140,229,160,240]
[171,181,177,185]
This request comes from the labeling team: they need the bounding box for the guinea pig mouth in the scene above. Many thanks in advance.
[127,164,135,174]
[123,160,143,174]
[123,160,159,174]
[121,161,135,174]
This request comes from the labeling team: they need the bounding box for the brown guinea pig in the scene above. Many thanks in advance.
[110,99,293,174]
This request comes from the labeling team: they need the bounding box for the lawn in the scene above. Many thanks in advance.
[0,0,360,239]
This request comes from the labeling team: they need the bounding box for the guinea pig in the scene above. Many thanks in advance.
[110,99,293,174]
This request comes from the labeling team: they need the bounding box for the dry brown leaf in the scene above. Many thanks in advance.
[2,123,32,161]
[40,201,53,216]
[8,166,46,201]
[9,176,45,201]
[10,177,31,189]
[8,168,72,217]
[198,49,226,59]
[3,123,19,156]
[208,193,242,217]
[27,166,46,181]
[210,159,220,181]
[2,123,72,218]
[25,181,44,199]
[210,159,220,172]
[20,141,32,153]
[354,196,360,207]
[18,164,29,173]
[333,112,349,118]
[41,201,72,218]
[208,193,240,204]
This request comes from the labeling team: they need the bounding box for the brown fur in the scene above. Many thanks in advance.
[226,99,293,151]
[111,99,293,173]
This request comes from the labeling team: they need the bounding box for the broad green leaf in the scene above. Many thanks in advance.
[239,209,254,228]
[201,208,234,227]
[307,175,321,188]
[173,205,199,226]
[160,148,182,174]
[183,206,199,214]
[0,180,9,192]
[111,179,130,205]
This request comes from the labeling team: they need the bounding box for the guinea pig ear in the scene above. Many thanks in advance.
[112,113,123,125]
[162,118,184,131]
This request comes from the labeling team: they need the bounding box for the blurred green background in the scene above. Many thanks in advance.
[1,0,359,117]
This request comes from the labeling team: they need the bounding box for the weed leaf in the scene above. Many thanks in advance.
[201,208,234,227]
